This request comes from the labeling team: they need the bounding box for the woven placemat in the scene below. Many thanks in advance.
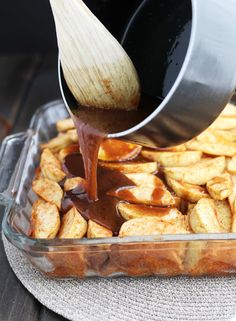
[3,234,236,321]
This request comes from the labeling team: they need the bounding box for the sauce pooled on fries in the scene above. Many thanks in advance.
[62,96,160,234]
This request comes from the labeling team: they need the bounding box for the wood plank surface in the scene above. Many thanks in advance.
[12,53,61,133]
[0,54,40,141]
[0,53,67,321]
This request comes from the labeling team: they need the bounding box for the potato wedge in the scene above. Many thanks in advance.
[56,118,75,132]
[34,167,42,180]
[40,148,65,182]
[214,130,236,142]
[58,144,80,162]
[58,207,87,239]
[46,250,88,278]
[186,139,236,157]
[98,139,141,162]
[189,199,222,233]
[206,173,233,200]
[187,203,195,213]
[32,178,63,209]
[195,128,224,143]
[64,177,87,192]
[66,129,78,143]
[184,241,207,274]
[211,116,236,130]
[166,176,208,202]
[174,196,181,209]
[184,240,236,275]
[119,216,188,237]
[87,220,112,238]
[125,173,164,188]
[141,150,202,167]
[213,200,232,232]
[220,103,236,117]
[228,175,236,212]
[108,185,175,206]
[227,156,236,174]
[118,202,182,221]
[31,199,60,238]
[157,144,187,152]
[41,133,75,152]
[232,213,236,233]
[183,213,191,232]
[112,236,187,276]
[228,176,236,232]
[164,157,225,185]
[99,161,158,174]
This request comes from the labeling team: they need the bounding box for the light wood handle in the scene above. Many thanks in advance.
[50,0,140,110]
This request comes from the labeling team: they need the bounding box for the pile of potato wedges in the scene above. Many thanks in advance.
[28,103,236,277]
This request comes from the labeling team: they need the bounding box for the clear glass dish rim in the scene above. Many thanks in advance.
[1,100,236,253]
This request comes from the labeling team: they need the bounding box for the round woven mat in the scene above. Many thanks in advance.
[3,235,236,321]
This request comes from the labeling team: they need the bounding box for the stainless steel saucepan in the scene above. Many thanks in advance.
[59,0,236,147]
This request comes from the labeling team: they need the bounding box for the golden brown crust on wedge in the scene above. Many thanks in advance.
[164,157,225,185]
[194,128,228,143]
[213,130,236,142]
[87,220,112,238]
[32,177,63,209]
[125,173,165,188]
[58,207,87,239]
[118,202,181,221]
[64,177,87,192]
[211,116,236,130]
[41,132,76,152]
[157,144,187,152]
[119,216,189,237]
[31,199,60,238]
[206,173,233,200]
[99,161,158,174]
[166,176,209,203]
[186,139,236,157]
[189,199,222,233]
[108,185,175,206]
[213,200,232,232]
[66,129,78,143]
[227,156,236,174]
[56,118,75,132]
[228,176,236,232]
[221,103,236,117]
[40,148,65,182]
[142,150,202,167]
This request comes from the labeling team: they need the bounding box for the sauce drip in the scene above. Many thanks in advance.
[73,118,105,201]
[65,94,160,234]
[62,153,135,235]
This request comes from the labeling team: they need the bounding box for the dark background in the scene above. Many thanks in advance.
[0,0,143,52]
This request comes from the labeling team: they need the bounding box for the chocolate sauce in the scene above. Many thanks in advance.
[62,153,136,235]
[64,94,161,234]
[73,118,104,201]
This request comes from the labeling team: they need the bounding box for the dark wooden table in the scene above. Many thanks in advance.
[0,53,67,321]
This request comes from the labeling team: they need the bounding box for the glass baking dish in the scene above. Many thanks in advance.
[1,99,236,278]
